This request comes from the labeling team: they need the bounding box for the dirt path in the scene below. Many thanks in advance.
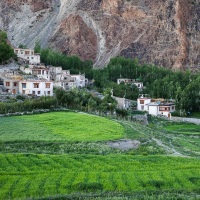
[119,120,188,157]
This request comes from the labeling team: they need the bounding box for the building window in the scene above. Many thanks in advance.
[159,107,169,111]
[13,82,17,87]
[141,105,144,110]
[38,70,41,75]
[23,90,25,94]
[172,106,175,110]
[32,91,35,95]
[6,82,10,87]
[45,83,50,88]
[38,91,40,95]
[33,83,39,88]
[47,91,50,95]
[22,83,26,88]
[140,100,145,104]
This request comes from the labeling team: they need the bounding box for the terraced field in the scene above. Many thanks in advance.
[0,112,200,199]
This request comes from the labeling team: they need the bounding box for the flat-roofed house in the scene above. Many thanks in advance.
[20,65,50,81]
[19,80,53,96]
[147,102,175,118]
[117,78,143,90]
[137,95,151,111]
[14,48,40,64]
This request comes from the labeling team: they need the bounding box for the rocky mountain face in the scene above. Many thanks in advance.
[0,0,199,70]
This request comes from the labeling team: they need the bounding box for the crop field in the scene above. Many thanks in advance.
[0,112,124,142]
[0,112,200,199]
[163,122,200,135]
[0,154,200,199]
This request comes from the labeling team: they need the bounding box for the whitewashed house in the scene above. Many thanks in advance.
[137,95,151,111]
[14,48,40,64]
[71,74,87,88]
[49,66,70,82]
[3,78,20,94]
[117,78,143,90]
[19,80,53,96]
[20,65,50,81]
[147,102,175,118]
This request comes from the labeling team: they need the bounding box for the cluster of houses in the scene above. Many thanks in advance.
[113,81,175,118]
[0,48,88,97]
[0,48,176,118]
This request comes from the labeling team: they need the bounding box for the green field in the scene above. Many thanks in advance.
[0,112,200,199]
[0,112,124,142]
[0,154,200,199]
[164,123,200,135]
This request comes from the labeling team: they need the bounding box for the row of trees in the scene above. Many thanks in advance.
[0,31,15,65]
[54,88,117,114]
[0,96,57,114]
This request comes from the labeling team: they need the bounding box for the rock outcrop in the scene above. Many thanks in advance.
[0,0,199,70]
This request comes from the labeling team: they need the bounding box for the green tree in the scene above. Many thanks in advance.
[0,42,14,64]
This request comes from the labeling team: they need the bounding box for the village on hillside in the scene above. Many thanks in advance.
[0,48,176,118]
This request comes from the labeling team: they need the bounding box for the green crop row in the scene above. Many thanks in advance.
[0,154,199,199]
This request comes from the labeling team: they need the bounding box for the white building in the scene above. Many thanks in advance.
[19,80,53,96]
[53,80,77,90]
[71,74,87,88]
[49,66,70,81]
[147,102,175,118]
[117,78,143,90]
[3,78,21,94]
[14,48,40,64]
[20,65,50,81]
[137,95,151,111]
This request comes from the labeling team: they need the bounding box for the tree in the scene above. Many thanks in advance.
[0,31,14,64]
[34,41,41,53]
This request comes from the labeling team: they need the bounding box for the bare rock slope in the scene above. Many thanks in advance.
[0,0,199,70]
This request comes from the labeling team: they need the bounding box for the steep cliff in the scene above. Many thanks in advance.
[0,0,199,70]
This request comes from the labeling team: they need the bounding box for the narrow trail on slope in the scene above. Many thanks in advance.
[117,120,188,157]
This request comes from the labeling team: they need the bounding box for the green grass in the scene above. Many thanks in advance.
[0,154,199,199]
[164,123,200,135]
[0,112,125,142]
[190,112,200,119]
